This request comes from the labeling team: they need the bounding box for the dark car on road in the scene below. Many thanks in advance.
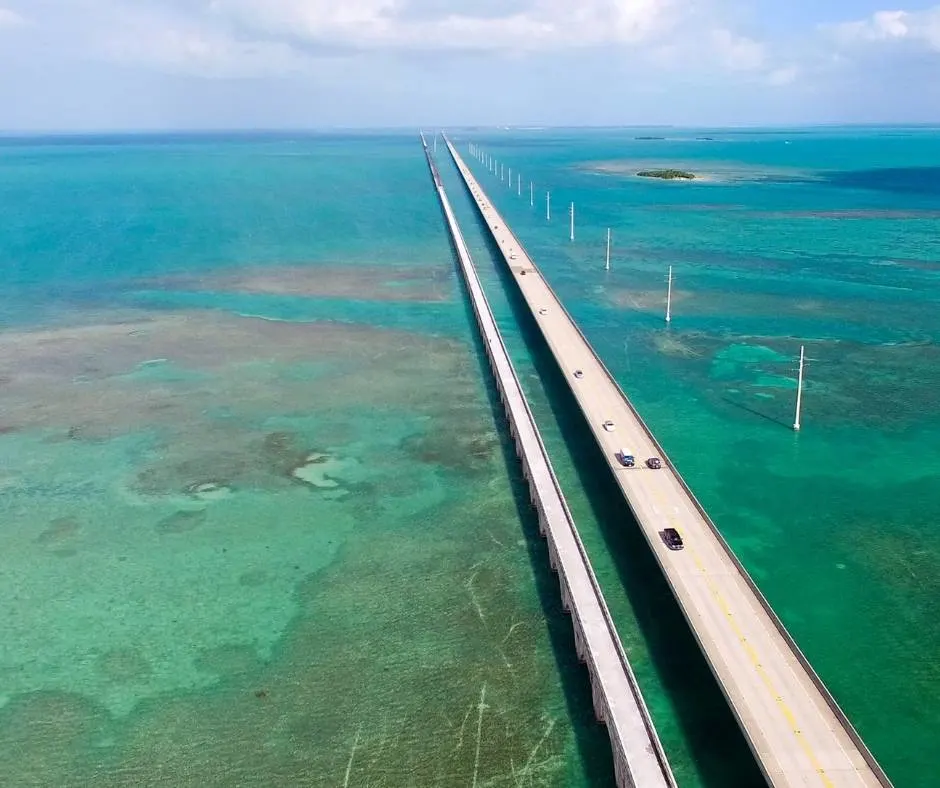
[646,457,662,469]
[616,449,635,467]
[660,528,684,550]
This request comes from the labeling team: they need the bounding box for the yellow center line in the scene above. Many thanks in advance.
[462,156,855,787]
[646,486,835,787]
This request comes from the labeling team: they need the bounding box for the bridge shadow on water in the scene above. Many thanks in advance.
[469,217,768,786]
[443,215,618,785]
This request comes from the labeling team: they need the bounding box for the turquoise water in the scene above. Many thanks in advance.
[0,128,937,786]
[448,126,940,786]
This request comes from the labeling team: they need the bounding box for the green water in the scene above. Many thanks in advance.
[0,129,937,786]
[447,127,940,787]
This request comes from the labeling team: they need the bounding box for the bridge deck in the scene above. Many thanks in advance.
[444,137,891,788]
[422,134,675,788]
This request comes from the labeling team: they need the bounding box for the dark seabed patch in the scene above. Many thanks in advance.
[155,509,207,534]
[137,264,453,303]
[0,302,608,786]
[608,283,940,342]
[0,488,601,787]
[636,329,940,431]
[97,648,154,683]
[36,516,81,545]
[820,167,940,197]
[749,209,940,220]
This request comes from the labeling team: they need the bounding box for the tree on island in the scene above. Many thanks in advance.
[636,169,696,180]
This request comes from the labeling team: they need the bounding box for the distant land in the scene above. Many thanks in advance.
[636,169,696,180]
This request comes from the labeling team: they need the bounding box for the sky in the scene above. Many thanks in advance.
[0,0,938,130]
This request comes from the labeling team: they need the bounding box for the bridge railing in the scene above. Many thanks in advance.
[424,139,676,788]
[444,137,893,788]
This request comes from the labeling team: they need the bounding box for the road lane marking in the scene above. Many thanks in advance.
[458,155,863,788]
[644,485,836,787]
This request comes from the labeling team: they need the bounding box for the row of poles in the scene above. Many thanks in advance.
[467,142,675,325]
[463,139,806,432]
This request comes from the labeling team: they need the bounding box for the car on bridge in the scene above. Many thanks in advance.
[660,528,684,550]
[646,457,662,469]
[616,449,635,467]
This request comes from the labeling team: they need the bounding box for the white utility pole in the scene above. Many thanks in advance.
[517,173,521,196]
[794,345,805,431]
[508,166,512,187]
[665,266,673,323]
[530,182,534,207]
[605,228,611,271]
[569,202,575,241]
[546,191,551,221]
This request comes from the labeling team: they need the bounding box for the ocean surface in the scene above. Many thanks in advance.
[0,127,937,786]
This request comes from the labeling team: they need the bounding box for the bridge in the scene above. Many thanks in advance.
[421,132,677,788]
[443,135,892,788]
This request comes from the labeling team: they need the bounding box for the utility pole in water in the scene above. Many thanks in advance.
[793,345,805,431]
[569,202,575,241]
[665,266,673,323]
[546,191,551,221]
[605,228,611,271]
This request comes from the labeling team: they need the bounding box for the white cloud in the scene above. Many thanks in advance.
[767,65,798,86]
[710,28,765,71]
[208,0,679,51]
[85,3,310,77]
[0,7,25,29]
[19,0,800,90]
[106,26,309,78]
[830,6,940,51]
[73,0,762,77]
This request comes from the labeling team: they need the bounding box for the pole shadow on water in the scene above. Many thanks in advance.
[721,394,792,430]
[434,195,618,784]
[469,218,768,786]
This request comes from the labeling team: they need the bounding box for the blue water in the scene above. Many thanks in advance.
[449,125,940,787]
[0,127,938,786]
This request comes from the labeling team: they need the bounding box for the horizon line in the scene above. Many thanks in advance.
[2,121,939,138]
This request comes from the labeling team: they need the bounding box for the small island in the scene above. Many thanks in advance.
[636,169,696,180]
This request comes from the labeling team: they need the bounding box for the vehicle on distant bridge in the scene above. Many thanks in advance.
[660,528,684,550]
